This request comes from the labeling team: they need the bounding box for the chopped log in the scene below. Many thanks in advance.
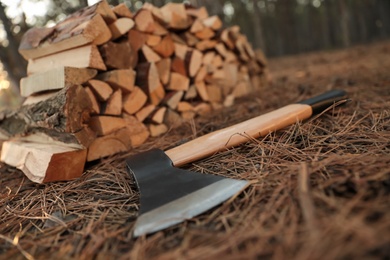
[194,81,209,101]
[104,89,122,116]
[223,94,235,107]
[140,45,161,63]
[225,51,237,63]
[185,49,203,77]
[92,0,117,23]
[174,43,189,59]
[171,57,187,77]
[109,17,135,40]
[0,140,87,183]
[195,40,217,51]
[202,15,222,31]
[142,3,166,24]
[84,86,100,114]
[195,65,207,82]
[100,40,137,69]
[149,81,165,106]
[146,34,161,47]
[163,108,182,127]
[27,45,106,75]
[190,19,205,33]
[170,33,187,45]
[195,27,215,40]
[87,127,132,161]
[194,102,212,116]
[156,58,171,85]
[167,72,189,91]
[19,13,110,60]
[149,123,168,137]
[215,43,227,58]
[151,34,175,58]
[177,101,194,112]
[123,86,148,114]
[212,54,223,68]
[123,115,150,147]
[134,9,155,33]
[135,62,164,105]
[97,69,136,92]
[136,104,155,122]
[220,29,235,50]
[89,116,127,136]
[21,67,97,97]
[160,3,190,29]
[152,21,169,36]
[182,32,199,46]
[87,79,113,101]
[181,111,196,120]
[163,91,184,109]
[128,29,147,52]
[184,84,198,100]
[112,3,133,18]
[150,107,166,124]
[0,84,94,147]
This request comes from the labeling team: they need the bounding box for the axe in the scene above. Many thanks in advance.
[126,89,348,237]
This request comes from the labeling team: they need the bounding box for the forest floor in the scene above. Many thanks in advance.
[1,40,389,259]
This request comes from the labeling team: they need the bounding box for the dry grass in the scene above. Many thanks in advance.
[1,40,390,259]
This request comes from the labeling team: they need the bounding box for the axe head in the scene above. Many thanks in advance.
[126,148,248,237]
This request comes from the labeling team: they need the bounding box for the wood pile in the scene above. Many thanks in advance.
[0,0,267,183]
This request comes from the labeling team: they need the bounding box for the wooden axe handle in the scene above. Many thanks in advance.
[166,89,347,167]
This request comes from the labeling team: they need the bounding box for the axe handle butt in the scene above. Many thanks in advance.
[166,89,347,167]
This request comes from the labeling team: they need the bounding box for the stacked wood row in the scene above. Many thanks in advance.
[0,0,268,183]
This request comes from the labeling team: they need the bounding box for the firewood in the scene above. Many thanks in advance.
[202,15,223,31]
[174,43,189,59]
[156,58,171,85]
[0,140,87,183]
[134,9,155,33]
[136,62,160,102]
[152,21,169,36]
[100,41,137,69]
[128,29,147,52]
[89,116,127,136]
[220,29,234,50]
[104,89,122,116]
[170,33,187,45]
[171,57,187,77]
[123,87,148,114]
[194,81,209,101]
[19,13,110,60]
[163,108,182,127]
[181,111,196,120]
[194,102,212,116]
[151,107,166,124]
[142,3,166,24]
[109,17,135,40]
[149,81,165,106]
[149,123,168,137]
[136,104,155,122]
[195,65,207,82]
[184,84,198,100]
[182,32,199,46]
[87,127,132,161]
[177,101,194,112]
[87,79,113,101]
[123,115,150,147]
[146,34,161,47]
[167,72,190,91]
[195,40,217,51]
[212,54,223,68]
[27,45,106,75]
[160,3,190,29]
[195,27,215,40]
[223,94,235,107]
[140,44,161,63]
[112,3,133,18]
[185,49,203,77]
[0,84,95,147]
[190,19,205,33]
[215,43,227,58]
[224,51,237,63]
[185,6,208,20]
[21,67,97,97]
[92,0,117,23]
[97,69,136,92]
[163,91,184,109]
[151,34,175,58]
[84,86,100,115]
[202,51,215,65]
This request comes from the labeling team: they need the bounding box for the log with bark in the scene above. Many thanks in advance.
[1,0,268,183]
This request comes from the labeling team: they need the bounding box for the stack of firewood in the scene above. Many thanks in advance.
[0,0,267,183]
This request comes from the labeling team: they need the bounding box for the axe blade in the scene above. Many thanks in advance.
[127,149,248,237]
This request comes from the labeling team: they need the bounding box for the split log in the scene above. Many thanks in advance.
[89,116,127,136]
[84,86,101,115]
[160,3,190,29]
[27,45,106,75]
[149,123,168,137]
[20,67,97,97]
[97,69,136,92]
[134,9,155,33]
[100,41,138,69]
[87,79,113,101]
[112,3,133,18]
[123,87,148,114]
[167,72,189,91]
[1,140,87,183]
[109,18,135,40]
[104,89,122,116]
